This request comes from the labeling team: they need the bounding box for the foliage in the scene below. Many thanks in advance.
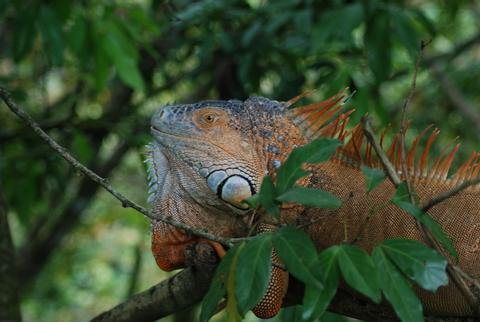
[0,0,478,321]
[201,141,451,322]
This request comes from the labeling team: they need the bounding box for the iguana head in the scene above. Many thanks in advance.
[146,97,306,234]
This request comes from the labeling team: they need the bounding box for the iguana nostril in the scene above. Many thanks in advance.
[158,110,165,119]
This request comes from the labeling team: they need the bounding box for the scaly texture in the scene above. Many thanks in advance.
[146,92,479,318]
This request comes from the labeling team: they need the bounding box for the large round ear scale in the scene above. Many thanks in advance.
[219,175,253,210]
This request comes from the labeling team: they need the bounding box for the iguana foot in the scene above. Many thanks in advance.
[151,220,226,271]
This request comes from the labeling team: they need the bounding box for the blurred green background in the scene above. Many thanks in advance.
[1,0,479,321]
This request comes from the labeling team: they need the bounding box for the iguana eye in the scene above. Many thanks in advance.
[192,108,226,129]
[204,114,217,123]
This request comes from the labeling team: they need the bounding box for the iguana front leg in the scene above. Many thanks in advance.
[151,220,226,271]
[152,220,288,318]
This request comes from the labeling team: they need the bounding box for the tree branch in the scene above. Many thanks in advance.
[90,242,218,322]
[422,177,480,212]
[0,87,234,248]
[389,32,480,81]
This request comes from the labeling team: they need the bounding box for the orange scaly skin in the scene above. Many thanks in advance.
[146,91,479,319]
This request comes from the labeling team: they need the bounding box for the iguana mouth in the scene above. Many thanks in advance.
[151,125,239,159]
[150,126,203,145]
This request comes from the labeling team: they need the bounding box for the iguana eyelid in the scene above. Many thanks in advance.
[192,108,226,129]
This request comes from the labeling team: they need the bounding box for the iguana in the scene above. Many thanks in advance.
[145,90,480,319]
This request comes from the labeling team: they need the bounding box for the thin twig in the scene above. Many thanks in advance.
[399,42,479,315]
[422,177,480,212]
[0,87,235,248]
[361,117,401,186]
[399,40,430,200]
[362,40,480,314]
[363,115,480,315]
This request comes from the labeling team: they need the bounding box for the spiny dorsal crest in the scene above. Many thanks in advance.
[286,90,480,190]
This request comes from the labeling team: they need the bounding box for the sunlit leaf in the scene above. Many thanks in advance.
[235,234,273,314]
[276,138,341,193]
[200,244,242,322]
[273,227,322,289]
[373,247,424,322]
[302,246,340,320]
[258,176,280,217]
[337,245,381,303]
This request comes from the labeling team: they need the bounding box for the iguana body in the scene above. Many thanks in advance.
[145,92,479,319]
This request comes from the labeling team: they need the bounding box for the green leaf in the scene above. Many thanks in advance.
[337,245,381,303]
[420,214,458,261]
[38,6,64,66]
[114,53,145,92]
[302,246,340,321]
[242,21,262,46]
[276,138,342,193]
[373,247,424,322]
[244,194,259,209]
[391,182,412,204]
[380,239,448,292]
[365,11,391,82]
[129,7,160,36]
[235,234,273,314]
[0,0,7,18]
[280,305,304,322]
[68,13,87,55]
[200,244,242,322]
[361,166,385,192]
[258,176,280,217]
[93,38,110,91]
[12,6,38,61]
[391,10,420,61]
[313,3,364,47]
[226,245,243,322]
[72,132,93,164]
[410,8,436,37]
[276,186,341,209]
[391,198,457,260]
[273,227,322,288]
[102,19,145,91]
[391,183,457,259]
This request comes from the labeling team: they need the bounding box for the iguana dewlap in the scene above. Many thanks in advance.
[145,92,480,318]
